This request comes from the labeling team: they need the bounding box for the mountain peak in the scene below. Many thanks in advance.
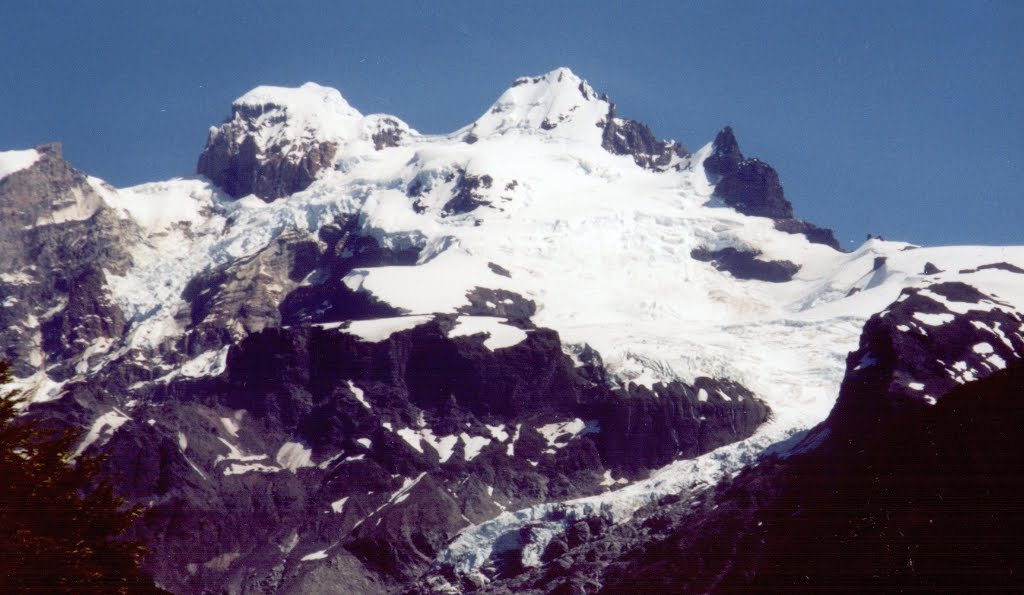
[232,82,363,121]
[463,67,609,142]
[199,82,414,200]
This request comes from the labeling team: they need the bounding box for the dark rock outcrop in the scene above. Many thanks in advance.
[442,172,493,216]
[599,360,1024,594]
[705,127,791,219]
[704,127,841,250]
[277,216,421,326]
[959,261,1024,275]
[458,288,536,322]
[0,144,133,377]
[49,315,767,593]
[826,281,1024,446]
[179,231,321,355]
[600,104,688,171]
[772,218,841,251]
[197,125,337,201]
[594,378,768,473]
[691,246,800,282]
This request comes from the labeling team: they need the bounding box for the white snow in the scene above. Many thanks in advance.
[229,82,416,160]
[180,348,230,379]
[460,433,491,461]
[913,312,955,326]
[213,437,269,467]
[220,416,240,438]
[73,408,131,457]
[276,441,315,472]
[0,148,40,180]
[908,382,925,391]
[223,462,281,476]
[300,549,329,561]
[972,342,994,355]
[357,437,372,449]
[397,428,459,463]
[388,472,427,506]
[599,470,629,487]
[984,353,1007,370]
[449,317,529,350]
[507,424,521,457]
[348,380,370,409]
[537,419,598,449]
[486,424,509,442]
[460,68,610,145]
[330,497,349,514]
[326,315,435,342]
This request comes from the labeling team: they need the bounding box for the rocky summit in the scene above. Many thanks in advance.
[2,68,1023,593]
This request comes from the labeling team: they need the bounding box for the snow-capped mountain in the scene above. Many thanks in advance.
[2,67,1022,593]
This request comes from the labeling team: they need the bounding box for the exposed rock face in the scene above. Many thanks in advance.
[594,378,768,473]
[691,246,800,282]
[197,129,338,201]
[459,287,536,322]
[0,144,133,377]
[197,85,413,202]
[772,217,841,251]
[277,215,421,326]
[180,230,322,354]
[442,172,494,216]
[474,286,1024,594]
[596,361,1024,594]
[826,281,1024,445]
[39,316,767,593]
[704,127,840,250]
[600,104,688,170]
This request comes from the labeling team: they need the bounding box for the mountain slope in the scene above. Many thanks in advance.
[1,67,1022,592]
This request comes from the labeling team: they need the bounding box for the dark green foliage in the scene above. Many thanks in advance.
[0,362,162,593]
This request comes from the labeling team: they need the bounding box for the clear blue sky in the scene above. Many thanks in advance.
[1,0,1021,247]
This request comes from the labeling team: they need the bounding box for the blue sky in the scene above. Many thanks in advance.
[1,0,1021,247]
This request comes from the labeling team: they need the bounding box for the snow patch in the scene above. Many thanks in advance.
[330,497,350,514]
[73,409,131,457]
[460,433,491,461]
[486,424,509,442]
[276,441,314,472]
[220,416,239,438]
[448,316,529,350]
[537,418,598,449]
[348,380,370,409]
[300,549,329,562]
[397,428,458,463]
[913,312,954,326]
[0,148,40,180]
[223,462,280,476]
[325,315,434,342]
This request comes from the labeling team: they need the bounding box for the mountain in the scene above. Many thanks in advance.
[2,67,1022,593]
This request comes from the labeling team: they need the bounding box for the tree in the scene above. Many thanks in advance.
[0,362,162,593]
